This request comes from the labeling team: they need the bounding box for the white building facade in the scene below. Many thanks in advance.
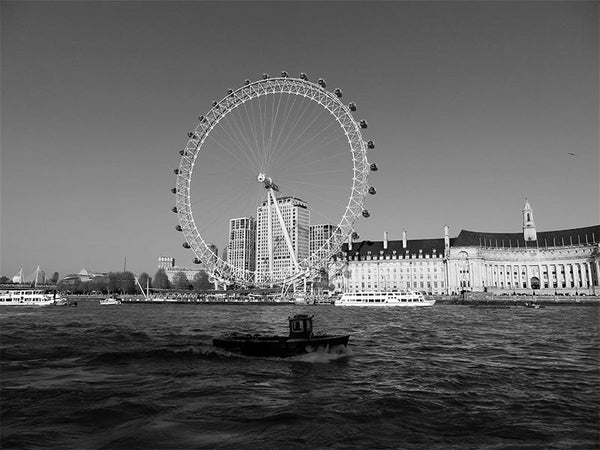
[332,202,600,295]
[227,217,256,273]
[255,196,310,284]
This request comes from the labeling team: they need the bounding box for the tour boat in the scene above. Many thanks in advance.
[99,296,122,305]
[213,314,349,357]
[0,289,65,307]
[335,291,436,307]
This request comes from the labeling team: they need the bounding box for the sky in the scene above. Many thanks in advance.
[1,0,598,279]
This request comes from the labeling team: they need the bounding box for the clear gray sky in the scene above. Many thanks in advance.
[1,0,598,278]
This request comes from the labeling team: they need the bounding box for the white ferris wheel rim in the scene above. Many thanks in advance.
[174,76,370,287]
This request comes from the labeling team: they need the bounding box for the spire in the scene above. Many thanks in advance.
[523,198,537,241]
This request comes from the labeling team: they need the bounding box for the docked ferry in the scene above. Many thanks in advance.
[335,291,436,307]
[0,289,65,307]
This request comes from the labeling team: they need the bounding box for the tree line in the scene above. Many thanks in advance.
[32,269,214,294]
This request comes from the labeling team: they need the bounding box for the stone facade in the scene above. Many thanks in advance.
[332,202,599,295]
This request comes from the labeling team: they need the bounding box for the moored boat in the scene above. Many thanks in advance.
[0,289,66,307]
[99,296,122,305]
[213,314,349,357]
[335,291,435,307]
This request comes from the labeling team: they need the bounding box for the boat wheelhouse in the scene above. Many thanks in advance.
[335,291,435,307]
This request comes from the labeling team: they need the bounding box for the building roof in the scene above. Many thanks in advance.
[343,237,445,256]
[453,225,599,248]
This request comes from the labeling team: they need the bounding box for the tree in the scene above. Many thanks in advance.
[192,270,212,291]
[137,272,151,293]
[0,276,10,284]
[107,272,119,293]
[120,271,136,294]
[153,268,170,290]
[173,271,191,290]
[50,272,59,283]
[90,276,108,294]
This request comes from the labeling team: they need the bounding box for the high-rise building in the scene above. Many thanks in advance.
[309,224,340,260]
[227,217,256,273]
[309,224,341,290]
[256,196,310,283]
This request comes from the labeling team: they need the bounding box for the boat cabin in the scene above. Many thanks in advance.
[288,314,314,339]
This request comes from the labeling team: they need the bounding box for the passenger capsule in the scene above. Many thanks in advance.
[300,72,308,80]
[334,88,343,98]
[171,187,177,194]
[212,101,218,107]
[175,225,182,232]
[370,163,379,172]
[174,168,179,175]
[367,140,375,149]
[360,120,368,129]
[179,149,185,156]
[193,257,202,264]
[348,102,357,111]
[281,71,288,77]
[368,186,376,195]
[188,132,194,138]
[172,207,178,213]
[362,210,370,218]
[183,242,190,249]
[351,232,359,240]
[318,78,326,87]
[263,73,269,79]
[245,79,250,85]
[227,89,233,95]
[198,115,204,122]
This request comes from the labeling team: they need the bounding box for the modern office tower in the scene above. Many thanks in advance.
[309,224,341,261]
[227,217,256,273]
[158,257,175,271]
[310,224,341,291]
[255,196,310,284]
[207,243,219,263]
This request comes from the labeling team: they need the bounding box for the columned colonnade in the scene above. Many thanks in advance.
[482,261,598,290]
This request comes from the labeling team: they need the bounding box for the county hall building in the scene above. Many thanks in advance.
[333,201,599,296]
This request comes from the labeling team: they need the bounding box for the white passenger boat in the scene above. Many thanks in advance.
[0,289,65,307]
[99,296,122,305]
[335,291,436,307]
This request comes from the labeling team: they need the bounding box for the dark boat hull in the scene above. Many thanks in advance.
[212,334,349,357]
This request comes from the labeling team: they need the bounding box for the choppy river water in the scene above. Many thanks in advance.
[1,302,599,449]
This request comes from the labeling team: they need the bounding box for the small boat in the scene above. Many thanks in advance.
[99,296,121,305]
[212,314,349,357]
[524,301,544,309]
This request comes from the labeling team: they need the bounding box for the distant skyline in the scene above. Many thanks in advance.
[2,1,598,278]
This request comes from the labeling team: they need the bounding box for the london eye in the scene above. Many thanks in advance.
[172,72,377,288]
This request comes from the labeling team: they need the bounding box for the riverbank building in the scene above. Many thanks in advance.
[332,201,599,296]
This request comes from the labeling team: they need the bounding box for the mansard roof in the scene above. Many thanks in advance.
[454,225,599,248]
[342,237,445,256]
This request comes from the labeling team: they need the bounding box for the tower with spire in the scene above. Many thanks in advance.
[522,198,537,241]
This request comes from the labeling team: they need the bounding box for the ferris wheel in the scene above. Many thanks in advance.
[172,72,378,288]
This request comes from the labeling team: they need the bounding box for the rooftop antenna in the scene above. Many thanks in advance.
[124,256,127,272]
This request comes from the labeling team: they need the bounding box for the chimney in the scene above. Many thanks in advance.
[444,225,450,250]
[402,230,407,249]
[384,231,388,250]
